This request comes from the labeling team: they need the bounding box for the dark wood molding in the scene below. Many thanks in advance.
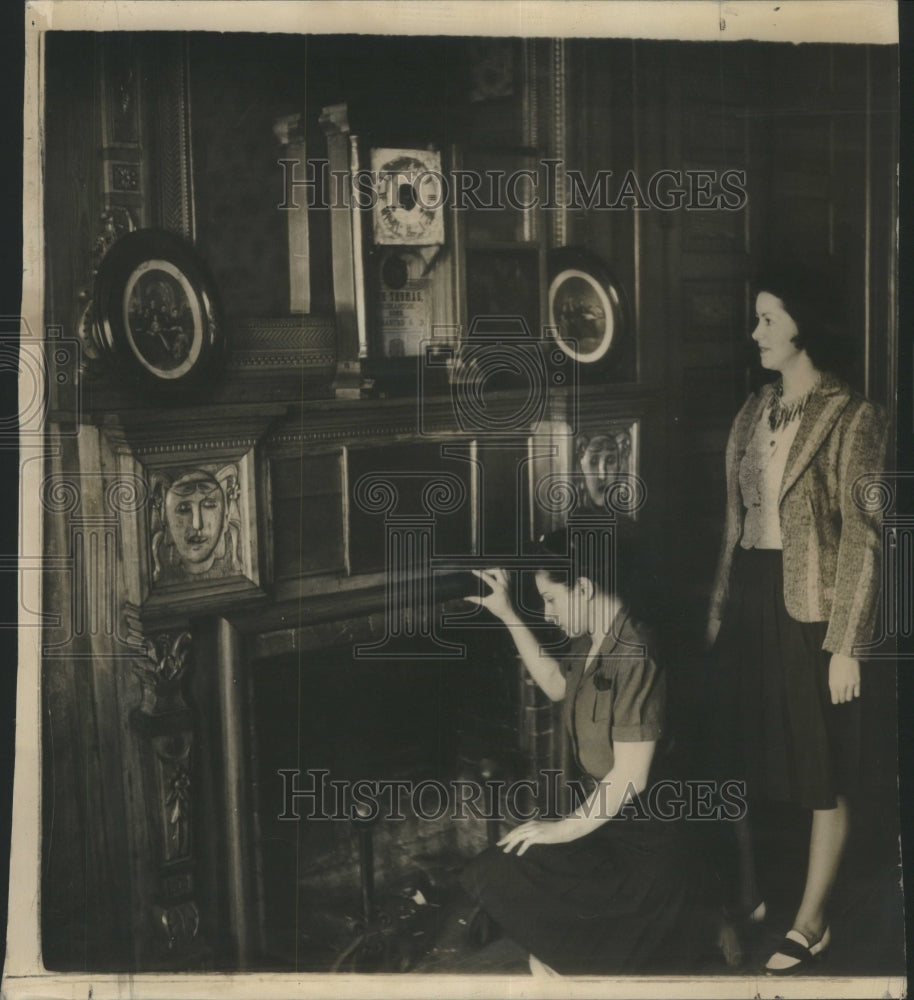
[100,404,288,456]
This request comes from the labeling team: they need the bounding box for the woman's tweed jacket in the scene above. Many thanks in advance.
[709,372,888,658]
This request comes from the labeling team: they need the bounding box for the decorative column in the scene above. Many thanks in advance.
[319,102,367,398]
[274,112,311,314]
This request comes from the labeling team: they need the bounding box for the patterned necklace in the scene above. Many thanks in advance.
[767,378,819,432]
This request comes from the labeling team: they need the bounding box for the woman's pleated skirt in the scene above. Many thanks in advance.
[460,811,712,975]
[712,547,860,810]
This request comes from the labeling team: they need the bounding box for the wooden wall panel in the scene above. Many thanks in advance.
[270,452,345,581]
[564,38,896,632]
[41,35,137,970]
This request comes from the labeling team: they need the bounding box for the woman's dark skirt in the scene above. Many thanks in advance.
[459,810,713,975]
[712,547,861,810]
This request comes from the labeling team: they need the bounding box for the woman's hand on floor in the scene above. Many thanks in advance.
[497,818,582,856]
[829,653,860,704]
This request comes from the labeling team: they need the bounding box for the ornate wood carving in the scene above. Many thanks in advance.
[109,161,141,192]
[91,206,137,273]
[149,463,245,584]
[521,39,539,146]
[99,37,140,148]
[98,36,144,218]
[75,37,147,376]
[549,39,568,248]
[103,405,285,619]
[225,316,337,398]
[147,36,195,239]
[129,627,203,961]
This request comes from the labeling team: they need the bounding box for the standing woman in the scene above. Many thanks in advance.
[461,526,717,975]
[706,265,888,973]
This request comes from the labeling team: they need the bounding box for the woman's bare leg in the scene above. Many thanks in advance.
[790,795,849,944]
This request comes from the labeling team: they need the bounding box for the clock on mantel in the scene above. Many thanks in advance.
[369,147,445,247]
[365,146,448,380]
[320,104,461,396]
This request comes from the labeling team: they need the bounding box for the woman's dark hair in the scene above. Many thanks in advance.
[752,261,854,373]
[532,516,656,625]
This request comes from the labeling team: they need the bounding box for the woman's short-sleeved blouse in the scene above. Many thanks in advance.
[560,609,665,781]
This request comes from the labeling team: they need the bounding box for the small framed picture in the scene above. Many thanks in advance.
[547,247,628,366]
[93,228,224,388]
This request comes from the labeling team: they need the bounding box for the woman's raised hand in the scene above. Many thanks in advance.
[466,568,516,623]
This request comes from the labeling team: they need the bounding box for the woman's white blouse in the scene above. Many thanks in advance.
[738,405,804,550]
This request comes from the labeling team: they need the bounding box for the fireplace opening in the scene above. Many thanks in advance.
[248,622,527,969]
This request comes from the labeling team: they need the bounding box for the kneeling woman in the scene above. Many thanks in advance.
[461,528,713,975]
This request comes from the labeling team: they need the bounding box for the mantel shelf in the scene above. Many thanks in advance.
[98,403,290,456]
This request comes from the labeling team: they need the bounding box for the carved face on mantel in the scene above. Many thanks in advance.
[576,431,633,510]
[164,471,226,572]
[150,465,243,583]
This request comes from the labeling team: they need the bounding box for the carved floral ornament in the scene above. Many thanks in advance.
[134,631,193,690]
[130,630,194,719]
[157,742,192,861]
[155,900,200,952]
[149,464,244,583]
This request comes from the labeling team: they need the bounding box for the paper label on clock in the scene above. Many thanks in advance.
[378,280,430,357]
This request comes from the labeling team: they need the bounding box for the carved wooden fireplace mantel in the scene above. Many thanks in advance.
[77,402,285,968]
[74,378,654,967]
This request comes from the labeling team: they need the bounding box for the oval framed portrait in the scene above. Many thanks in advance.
[94,229,224,388]
[547,248,627,366]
